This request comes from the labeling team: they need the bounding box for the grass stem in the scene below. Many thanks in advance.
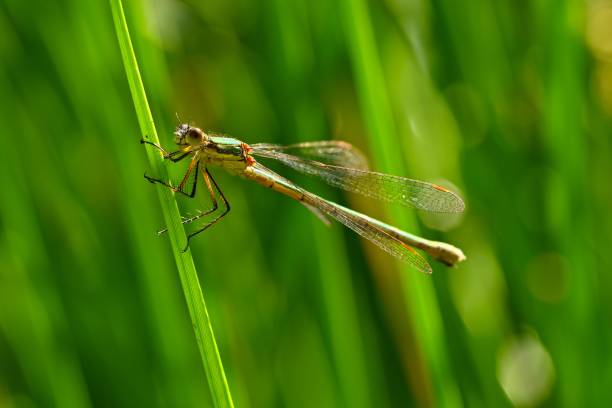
[109,1,234,406]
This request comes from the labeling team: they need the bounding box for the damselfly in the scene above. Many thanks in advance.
[142,124,466,274]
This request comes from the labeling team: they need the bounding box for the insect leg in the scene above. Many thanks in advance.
[144,158,199,198]
[140,139,190,162]
[157,166,219,235]
[181,168,230,252]
[175,160,199,196]
[140,139,169,154]
[182,168,220,222]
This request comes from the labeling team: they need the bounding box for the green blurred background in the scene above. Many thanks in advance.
[1,0,611,406]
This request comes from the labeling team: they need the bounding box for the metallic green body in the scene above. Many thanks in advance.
[202,136,248,174]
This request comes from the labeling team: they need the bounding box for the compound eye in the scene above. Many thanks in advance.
[187,128,203,144]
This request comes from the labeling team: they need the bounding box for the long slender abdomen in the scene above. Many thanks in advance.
[242,163,306,203]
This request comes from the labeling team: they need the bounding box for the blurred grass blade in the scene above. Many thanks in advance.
[109,0,234,406]
[338,0,462,406]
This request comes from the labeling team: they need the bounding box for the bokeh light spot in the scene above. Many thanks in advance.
[497,332,555,407]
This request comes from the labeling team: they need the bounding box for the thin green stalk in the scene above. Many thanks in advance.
[269,0,374,406]
[109,1,234,406]
[0,77,92,408]
[338,0,461,406]
[540,3,591,405]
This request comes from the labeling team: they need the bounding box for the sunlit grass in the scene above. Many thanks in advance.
[109,0,233,406]
[0,0,609,406]
[338,0,461,406]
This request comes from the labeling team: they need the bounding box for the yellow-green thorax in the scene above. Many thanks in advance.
[174,124,252,173]
[200,135,250,173]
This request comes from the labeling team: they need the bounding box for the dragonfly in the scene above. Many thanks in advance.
[142,123,466,274]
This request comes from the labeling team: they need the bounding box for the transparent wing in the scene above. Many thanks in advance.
[303,191,433,273]
[251,141,369,170]
[301,201,331,226]
[251,150,464,213]
[252,163,432,273]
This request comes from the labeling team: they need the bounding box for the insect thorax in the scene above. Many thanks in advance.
[202,136,250,172]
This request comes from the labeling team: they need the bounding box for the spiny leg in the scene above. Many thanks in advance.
[157,166,219,235]
[140,139,169,154]
[182,168,230,252]
[179,168,219,224]
[140,139,190,162]
[175,158,200,195]
[144,157,199,198]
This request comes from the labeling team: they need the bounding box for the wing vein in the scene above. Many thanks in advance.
[251,150,464,213]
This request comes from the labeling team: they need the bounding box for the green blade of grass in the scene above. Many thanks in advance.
[109,1,234,406]
[0,82,92,407]
[338,0,462,406]
[267,1,375,406]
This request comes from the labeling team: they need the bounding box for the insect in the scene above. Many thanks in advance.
[142,124,466,274]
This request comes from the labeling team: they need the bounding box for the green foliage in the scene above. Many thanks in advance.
[110,0,233,406]
[1,0,611,407]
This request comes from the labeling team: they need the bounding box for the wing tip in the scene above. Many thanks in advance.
[436,189,466,213]
[399,242,434,274]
